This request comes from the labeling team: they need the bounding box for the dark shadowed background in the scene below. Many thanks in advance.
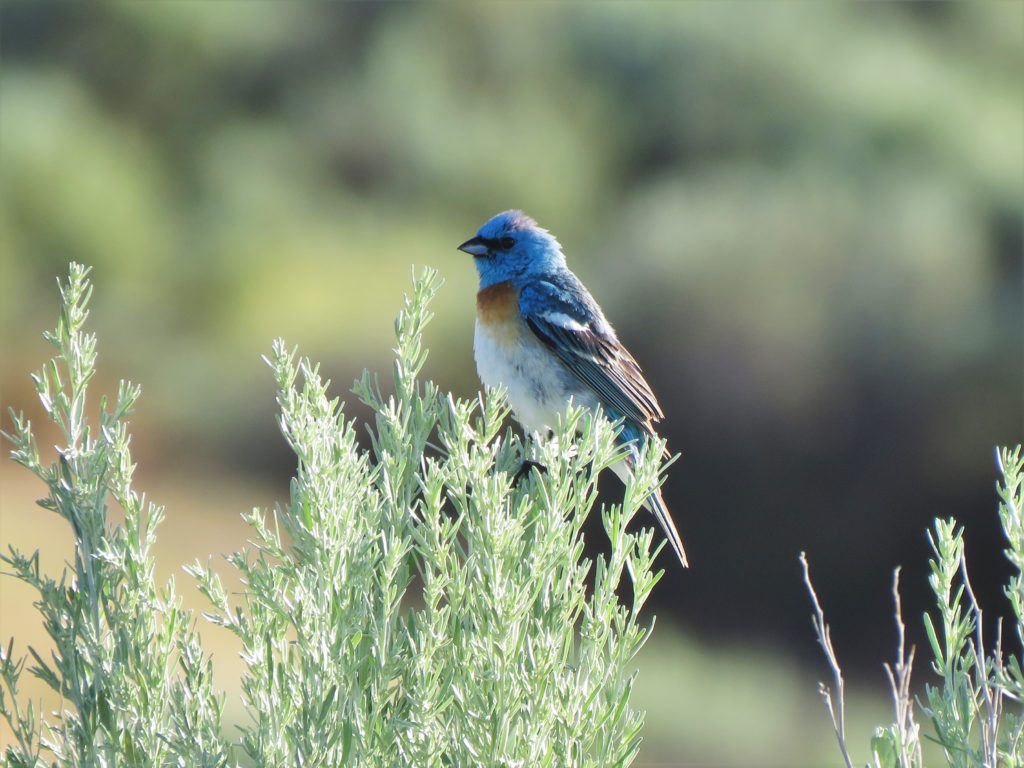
[1,2,1022,763]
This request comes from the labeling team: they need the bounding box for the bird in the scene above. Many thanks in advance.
[458,209,688,567]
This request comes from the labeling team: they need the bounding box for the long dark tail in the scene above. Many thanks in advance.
[608,419,688,567]
[644,486,689,568]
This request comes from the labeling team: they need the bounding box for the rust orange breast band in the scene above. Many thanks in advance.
[476,280,519,326]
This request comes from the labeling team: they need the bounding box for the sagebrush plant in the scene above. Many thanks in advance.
[2,262,666,767]
[0,264,227,767]
[803,446,1024,768]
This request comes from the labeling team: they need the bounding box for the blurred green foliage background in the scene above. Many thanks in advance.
[1,2,1021,763]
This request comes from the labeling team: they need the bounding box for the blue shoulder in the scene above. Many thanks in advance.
[519,279,571,315]
[518,272,604,328]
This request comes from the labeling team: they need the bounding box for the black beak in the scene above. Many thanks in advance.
[457,236,490,257]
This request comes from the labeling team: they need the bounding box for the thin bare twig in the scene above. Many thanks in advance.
[961,554,1002,767]
[800,552,855,768]
[882,567,922,768]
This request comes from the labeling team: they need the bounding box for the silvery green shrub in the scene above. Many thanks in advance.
[804,447,1024,767]
[2,263,665,767]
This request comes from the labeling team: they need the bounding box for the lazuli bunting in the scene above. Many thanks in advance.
[458,210,687,567]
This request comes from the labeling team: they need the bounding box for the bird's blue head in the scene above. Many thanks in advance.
[457,210,566,288]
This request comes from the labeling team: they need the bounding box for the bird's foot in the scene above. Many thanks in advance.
[513,459,548,483]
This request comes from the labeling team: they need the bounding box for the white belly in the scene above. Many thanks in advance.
[474,319,592,435]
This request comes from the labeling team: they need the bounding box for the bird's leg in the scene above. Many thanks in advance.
[513,430,549,482]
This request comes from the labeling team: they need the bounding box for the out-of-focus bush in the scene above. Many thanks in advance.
[2,2,1021,735]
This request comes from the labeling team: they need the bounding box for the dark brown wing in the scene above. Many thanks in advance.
[524,312,663,430]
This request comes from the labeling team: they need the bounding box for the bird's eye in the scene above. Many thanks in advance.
[498,236,515,250]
